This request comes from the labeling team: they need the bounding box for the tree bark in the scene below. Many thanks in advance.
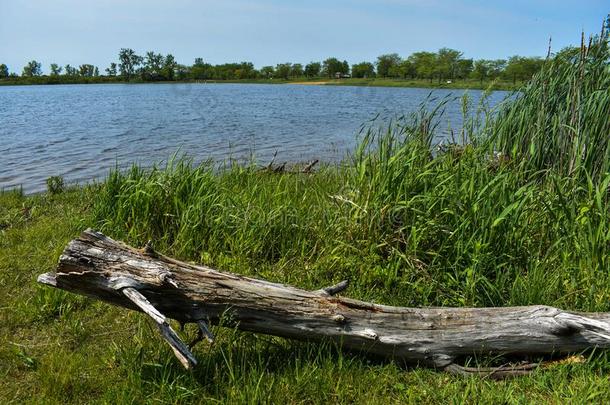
[38,229,610,374]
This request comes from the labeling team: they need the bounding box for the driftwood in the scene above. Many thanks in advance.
[258,153,319,174]
[38,229,610,376]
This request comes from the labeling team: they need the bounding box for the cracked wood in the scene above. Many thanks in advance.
[38,229,610,371]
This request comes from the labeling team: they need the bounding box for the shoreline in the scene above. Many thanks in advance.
[0,77,519,91]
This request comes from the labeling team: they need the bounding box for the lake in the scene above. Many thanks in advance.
[0,83,509,194]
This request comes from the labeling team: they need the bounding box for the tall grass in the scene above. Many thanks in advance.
[489,26,610,181]
[91,26,610,311]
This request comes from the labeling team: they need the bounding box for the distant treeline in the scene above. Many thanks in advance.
[1,47,551,85]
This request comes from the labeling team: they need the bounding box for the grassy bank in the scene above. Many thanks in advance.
[0,76,519,91]
[313,77,520,91]
[0,76,120,86]
[2,34,610,403]
[217,77,520,91]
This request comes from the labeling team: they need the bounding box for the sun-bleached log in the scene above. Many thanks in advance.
[38,229,610,374]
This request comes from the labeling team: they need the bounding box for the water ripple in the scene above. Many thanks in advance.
[0,83,509,193]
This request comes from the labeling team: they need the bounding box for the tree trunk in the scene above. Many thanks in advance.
[38,229,610,375]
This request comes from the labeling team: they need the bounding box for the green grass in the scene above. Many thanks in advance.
[2,32,610,403]
[3,185,610,404]
[0,75,519,91]
[216,77,521,91]
[320,77,521,91]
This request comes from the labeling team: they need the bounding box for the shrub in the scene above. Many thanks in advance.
[46,176,65,195]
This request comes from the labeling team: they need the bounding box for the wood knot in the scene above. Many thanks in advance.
[159,271,178,288]
[359,328,378,340]
[77,256,93,266]
[143,240,156,256]
[332,314,346,324]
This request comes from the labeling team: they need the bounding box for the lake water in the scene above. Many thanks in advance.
[0,83,509,194]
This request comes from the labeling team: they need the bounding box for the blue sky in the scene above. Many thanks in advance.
[1,0,607,73]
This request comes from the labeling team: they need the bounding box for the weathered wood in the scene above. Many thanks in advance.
[301,159,319,173]
[122,286,198,369]
[38,229,610,374]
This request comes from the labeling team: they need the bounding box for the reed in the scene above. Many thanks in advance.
[489,26,610,182]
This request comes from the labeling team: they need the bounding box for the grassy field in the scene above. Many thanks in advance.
[2,36,610,403]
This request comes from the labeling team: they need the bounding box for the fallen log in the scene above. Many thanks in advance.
[38,229,610,376]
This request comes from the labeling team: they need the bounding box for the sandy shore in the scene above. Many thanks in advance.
[290,81,330,85]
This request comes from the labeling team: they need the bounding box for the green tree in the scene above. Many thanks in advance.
[237,62,256,79]
[175,64,190,80]
[341,60,349,76]
[503,56,523,83]
[22,60,42,77]
[118,48,142,80]
[0,63,8,78]
[140,52,179,81]
[144,52,163,74]
[64,64,78,76]
[50,63,62,76]
[191,58,212,80]
[488,59,506,79]
[162,54,177,80]
[351,62,375,78]
[275,63,292,79]
[322,57,348,78]
[471,60,490,84]
[105,63,117,76]
[387,65,403,78]
[503,56,543,84]
[397,59,415,78]
[197,62,257,80]
[376,53,401,77]
[455,58,473,79]
[409,52,436,81]
[259,65,274,78]
[304,62,321,77]
[290,63,304,77]
[522,57,543,79]
[436,48,462,81]
[78,64,96,77]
